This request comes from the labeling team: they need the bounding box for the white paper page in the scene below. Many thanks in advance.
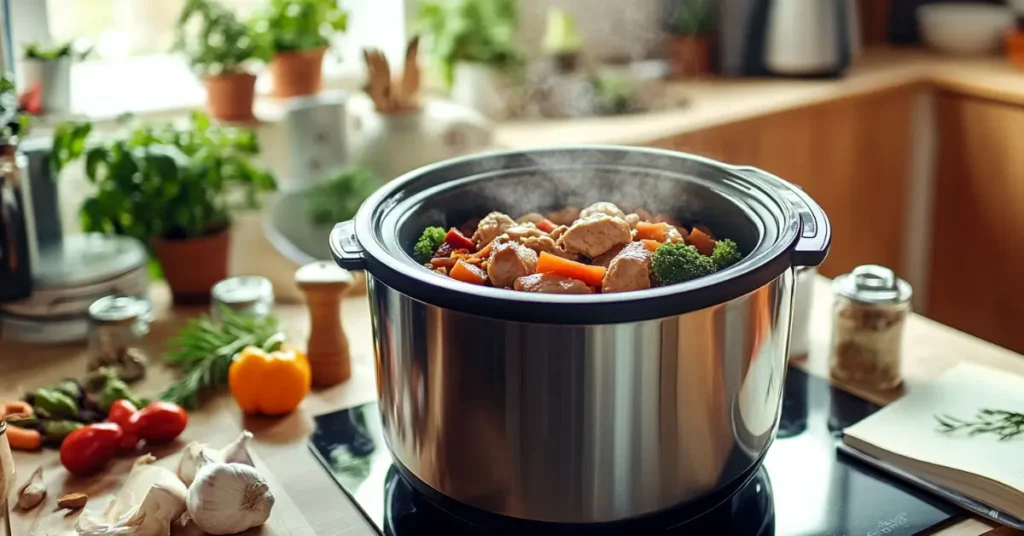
[844,362,1024,491]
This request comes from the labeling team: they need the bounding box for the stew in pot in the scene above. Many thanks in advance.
[412,202,743,294]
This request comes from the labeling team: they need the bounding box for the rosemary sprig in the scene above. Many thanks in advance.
[934,409,1024,441]
[159,308,283,409]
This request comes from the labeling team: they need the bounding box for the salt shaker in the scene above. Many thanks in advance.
[295,262,353,387]
[210,276,274,323]
[829,265,913,390]
[87,295,152,383]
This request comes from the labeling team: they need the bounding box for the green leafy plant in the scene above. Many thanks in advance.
[174,0,260,75]
[249,0,349,58]
[417,0,525,87]
[664,0,714,36]
[304,167,380,225]
[160,307,283,409]
[935,409,1024,441]
[23,41,90,61]
[50,111,276,246]
[0,74,30,141]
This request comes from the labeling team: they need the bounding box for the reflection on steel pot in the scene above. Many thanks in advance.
[329,147,831,524]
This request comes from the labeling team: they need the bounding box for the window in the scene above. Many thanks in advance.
[8,0,412,119]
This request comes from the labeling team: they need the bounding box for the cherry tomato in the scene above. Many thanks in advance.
[129,401,188,444]
[105,399,140,450]
[59,423,122,476]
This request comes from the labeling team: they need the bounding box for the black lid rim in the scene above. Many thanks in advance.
[345,146,804,325]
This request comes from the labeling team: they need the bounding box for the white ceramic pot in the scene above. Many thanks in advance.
[21,58,72,115]
[451,62,515,120]
[349,103,492,183]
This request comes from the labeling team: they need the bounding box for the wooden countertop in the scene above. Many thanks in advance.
[494,47,1024,149]
[3,276,1023,535]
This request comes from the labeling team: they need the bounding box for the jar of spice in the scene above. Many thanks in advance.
[830,265,912,389]
[87,295,152,383]
[210,276,274,323]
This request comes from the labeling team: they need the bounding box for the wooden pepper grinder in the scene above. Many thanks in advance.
[296,261,353,387]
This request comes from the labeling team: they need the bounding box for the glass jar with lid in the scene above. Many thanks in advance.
[829,265,913,390]
[210,276,274,323]
[87,295,152,382]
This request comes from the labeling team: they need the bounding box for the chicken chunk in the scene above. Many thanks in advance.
[601,242,653,293]
[653,213,681,227]
[514,273,592,294]
[633,208,653,222]
[487,241,538,288]
[624,213,640,229]
[547,206,581,226]
[504,222,544,242]
[472,212,516,248]
[517,212,545,224]
[591,244,626,268]
[520,235,579,261]
[580,202,626,221]
[558,214,632,258]
[548,225,568,241]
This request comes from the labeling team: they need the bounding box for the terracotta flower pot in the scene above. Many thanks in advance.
[152,229,230,306]
[270,48,326,98]
[668,35,710,78]
[204,72,256,122]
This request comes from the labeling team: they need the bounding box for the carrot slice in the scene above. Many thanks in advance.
[7,425,42,450]
[429,257,458,268]
[635,221,669,242]
[536,252,607,287]
[536,218,556,233]
[470,242,493,260]
[2,400,33,418]
[640,239,663,252]
[688,227,716,256]
[449,260,489,285]
[444,227,476,251]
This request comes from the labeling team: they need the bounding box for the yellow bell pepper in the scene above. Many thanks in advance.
[228,345,311,416]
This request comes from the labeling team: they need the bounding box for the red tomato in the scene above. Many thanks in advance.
[443,228,475,251]
[60,423,123,476]
[129,402,188,443]
[106,399,141,450]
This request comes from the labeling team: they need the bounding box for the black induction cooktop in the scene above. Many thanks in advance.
[309,367,963,535]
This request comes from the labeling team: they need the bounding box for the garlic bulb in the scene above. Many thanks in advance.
[178,430,254,486]
[77,455,187,536]
[186,460,275,535]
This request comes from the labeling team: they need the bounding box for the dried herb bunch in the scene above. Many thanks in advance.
[935,409,1024,441]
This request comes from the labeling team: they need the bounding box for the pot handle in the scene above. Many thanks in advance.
[732,166,831,267]
[330,220,368,271]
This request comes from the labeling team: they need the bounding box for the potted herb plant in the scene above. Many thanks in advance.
[418,0,525,120]
[663,0,714,77]
[249,0,349,98]
[174,0,261,122]
[51,112,277,305]
[20,41,88,116]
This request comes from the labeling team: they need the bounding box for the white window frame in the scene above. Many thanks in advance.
[5,0,416,122]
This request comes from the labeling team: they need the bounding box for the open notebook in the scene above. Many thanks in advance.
[841,362,1024,527]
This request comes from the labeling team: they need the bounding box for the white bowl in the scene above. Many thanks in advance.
[917,3,1016,56]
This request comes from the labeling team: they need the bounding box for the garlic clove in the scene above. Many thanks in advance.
[78,455,187,536]
[177,430,255,486]
[16,465,46,511]
[186,462,275,535]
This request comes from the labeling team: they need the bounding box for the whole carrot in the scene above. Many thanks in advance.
[6,424,43,451]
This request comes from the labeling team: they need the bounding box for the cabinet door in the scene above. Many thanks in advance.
[651,88,914,279]
[927,93,1024,353]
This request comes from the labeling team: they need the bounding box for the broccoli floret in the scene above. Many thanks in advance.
[413,226,446,262]
[711,239,743,270]
[651,242,717,286]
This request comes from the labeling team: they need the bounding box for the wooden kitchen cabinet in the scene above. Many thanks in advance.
[926,93,1024,354]
[650,88,915,279]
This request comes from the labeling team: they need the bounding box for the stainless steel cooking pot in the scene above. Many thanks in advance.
[331,146,830,525]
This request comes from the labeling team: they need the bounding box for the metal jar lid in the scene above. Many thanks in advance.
[833,265,912,305]
[88,295,152,325]
[211,276,274,310]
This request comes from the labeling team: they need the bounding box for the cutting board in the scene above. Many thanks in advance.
[11,448,314,536]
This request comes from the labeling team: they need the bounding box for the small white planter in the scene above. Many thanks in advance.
[21,57,72,116]
[451,62,514,121]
